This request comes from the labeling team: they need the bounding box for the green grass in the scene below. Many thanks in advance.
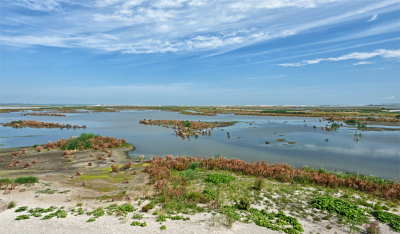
[62,133,99,150]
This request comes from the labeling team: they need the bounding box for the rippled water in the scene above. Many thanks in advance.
[0,110,399,180]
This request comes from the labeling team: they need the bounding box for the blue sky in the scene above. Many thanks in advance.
[0,0,399,105]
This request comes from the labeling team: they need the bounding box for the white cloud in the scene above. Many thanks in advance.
[2,0,400,55]
[384,96,395,99]
[278,49,400,67]
[353,61,374,66]
[13,0,61,11]
[368,14,378,22]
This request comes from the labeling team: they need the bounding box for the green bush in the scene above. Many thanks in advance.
[202,189,217,201]
[0,178,14,184]
[131,221,141,226]
[254,178,264,191]
[118,203,135,213]
[15,176,39,184]
[160,225,166,230]
[205,173,236,185]
[157,214,167,222]
[142,204,151,212]
[185,169,197,180]
[189,161,199,170]
[63,133,99,150]
[236,196,251,210]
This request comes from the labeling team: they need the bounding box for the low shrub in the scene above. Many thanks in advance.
[205,173,236,185]
[254,177,264,191]
[142,204,151,212]
[236,196,251,210]
[202,189,217,201]
[311,196,365,221]
[15,206,28,212]
[15,176,39,184]
[16,215,30,220]
[371,210,400,232]
[189,161,199,170]
[7,201,16,209]
[0,178,13,184]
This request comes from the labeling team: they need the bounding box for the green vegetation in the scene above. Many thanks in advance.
[156,214,167,222]
[42,209,68,220]
[254,178,264,191]
[7,201,16,209]
[160,225,166,230]
[331,123,340,129]
[345,119,357,124]
[130,221,141,226]
[15,206,28,212]
[202,189,217,201]
[10,120,23,126]
[132,214,143,219]
[371,210,400,232]
[0,178,14,184]
[15,176,39,184]
[311,196,365,222]
[63,133,99,150]
[205,173,236,185]
[236,196,251,210]
[181,121,192,128]
[37,188,58,194]
[189,161,199,170]
[16,215,30,220]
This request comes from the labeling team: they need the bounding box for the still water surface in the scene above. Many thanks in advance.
[0,111,399,180]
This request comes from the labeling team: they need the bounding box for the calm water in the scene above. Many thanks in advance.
[0,111,399,180]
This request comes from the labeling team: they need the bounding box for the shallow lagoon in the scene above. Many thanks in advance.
[0,110,399,180]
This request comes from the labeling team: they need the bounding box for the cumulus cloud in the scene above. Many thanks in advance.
[278,49,400,67]
[384,96,395,99]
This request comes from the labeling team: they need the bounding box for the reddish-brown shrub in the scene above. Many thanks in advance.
[35,146,43,152]
[111,165,119,173]
[123,162,132,169]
